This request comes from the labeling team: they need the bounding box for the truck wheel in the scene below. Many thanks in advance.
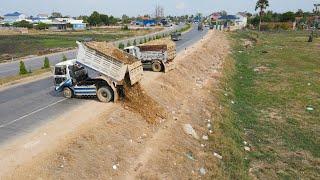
[97,86,113,103]
[63,87,73,99]
[152,61,162,72]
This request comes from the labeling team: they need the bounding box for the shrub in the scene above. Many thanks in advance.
[133,39,137,46]
[122,25,129,30]
[36,22,49,30]
[127,41,131,47]
[19,61,28,75]
[62,54,67,62]
[13,20,33,29]
[118,43,125,49]
[43,57,50,69]
[139,39,143,44]
[149,37,152,41]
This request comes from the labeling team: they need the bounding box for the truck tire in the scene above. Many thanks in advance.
[152,61,162,72]
[97,86,113,103]
[63,87,73,99]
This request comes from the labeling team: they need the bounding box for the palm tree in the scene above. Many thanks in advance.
[255,0,269,31]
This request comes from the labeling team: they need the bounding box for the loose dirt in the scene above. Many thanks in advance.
[2,30,230,179]
[122,82,167,124]
[85,41,137,64]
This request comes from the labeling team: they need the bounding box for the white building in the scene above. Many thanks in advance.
[55,18,86,30]
[3,12,27,24]
[32,13,51,24]
[235,13,248,29]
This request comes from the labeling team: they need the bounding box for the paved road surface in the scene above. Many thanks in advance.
[0,26,208,144]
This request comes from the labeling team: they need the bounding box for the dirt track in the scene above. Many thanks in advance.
[3,30,230,179]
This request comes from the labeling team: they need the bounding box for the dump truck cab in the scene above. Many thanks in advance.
[53,59,77,92]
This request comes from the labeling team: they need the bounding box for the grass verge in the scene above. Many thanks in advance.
[213,30,320,179]
[0,68,50,87]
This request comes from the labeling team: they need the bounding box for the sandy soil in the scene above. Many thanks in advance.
[1,30,230,179]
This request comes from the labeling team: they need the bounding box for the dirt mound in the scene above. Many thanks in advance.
[85,41,138,64]
[123,82,167,124]
[2,31,231,179]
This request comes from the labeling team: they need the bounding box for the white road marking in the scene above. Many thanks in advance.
[0,98,67,128]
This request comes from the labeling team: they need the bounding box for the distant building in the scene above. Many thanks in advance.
[3,12,27,23]
[210,12,222,21]
[69,20,86,30]
[235,13,248,28]
[31,13,50,24]
[48,20,67,30]
[54,18,86,30]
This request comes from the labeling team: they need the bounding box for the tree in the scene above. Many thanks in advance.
[51,12,62,18]
[296,9,304,17]
[36,22,49,30]
[13,20,33,29]
[100,14,109,25]
[122,14,130,24]
[255,0,269,31]
[280,11,296,22]
[133,40,137,46]
[88,11,101,26]
[19,61,28,75]
[109,16,119,25]
[43,57,50,69]
[78,15,89,23]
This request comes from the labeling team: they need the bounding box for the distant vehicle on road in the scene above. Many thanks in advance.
[171,32,182,41]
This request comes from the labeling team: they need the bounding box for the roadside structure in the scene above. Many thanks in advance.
[3,12,27,24]
[31,14,51,24]
[235,12,248,28]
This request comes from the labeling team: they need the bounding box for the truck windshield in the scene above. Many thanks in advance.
[55,66,66,75]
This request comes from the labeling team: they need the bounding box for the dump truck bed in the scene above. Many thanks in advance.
[76,41,143,85]
[138,38,176,61]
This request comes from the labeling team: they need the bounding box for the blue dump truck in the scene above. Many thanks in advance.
[53,41,143,102]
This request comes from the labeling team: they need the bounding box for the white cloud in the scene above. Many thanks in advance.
[176,1,186,10]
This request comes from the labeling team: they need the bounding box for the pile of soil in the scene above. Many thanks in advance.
[122,82,167,124]
[85,41,137,64]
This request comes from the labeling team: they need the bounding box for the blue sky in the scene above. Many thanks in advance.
[0,0,318,17]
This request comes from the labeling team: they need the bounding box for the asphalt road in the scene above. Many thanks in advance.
[0,26,208,144]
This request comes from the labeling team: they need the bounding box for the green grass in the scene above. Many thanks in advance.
[0,29,155,62]
[221,30,320,179]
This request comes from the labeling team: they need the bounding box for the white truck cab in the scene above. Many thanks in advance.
[53,59,77,91]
